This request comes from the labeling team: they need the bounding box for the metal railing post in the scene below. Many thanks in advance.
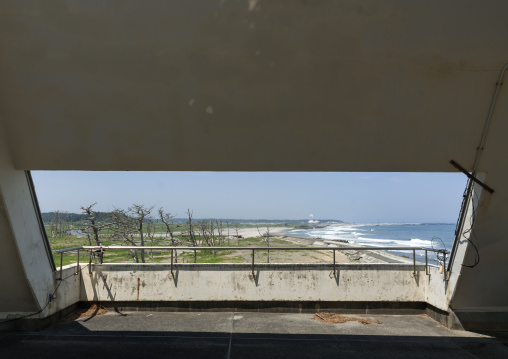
[75,249,80,275]
[88,250,92,274]
[413,250,416,277]
[171,249,174,278]
[252,249,255,278]
[57,246,449,279]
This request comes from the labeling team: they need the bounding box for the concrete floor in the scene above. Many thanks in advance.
[1,311,507,358]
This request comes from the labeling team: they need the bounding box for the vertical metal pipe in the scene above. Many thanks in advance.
[59,252,63,280]
[333,249,336,277]
[443,251,448,281]
[413,250,416,277]
[473,63,508,173]
[425,250,428,276]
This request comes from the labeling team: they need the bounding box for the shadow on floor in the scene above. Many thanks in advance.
[1,312,507,358]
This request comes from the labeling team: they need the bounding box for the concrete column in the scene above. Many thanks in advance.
[0,122,55,318]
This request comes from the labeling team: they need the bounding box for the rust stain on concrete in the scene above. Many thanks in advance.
[137,277,140,301]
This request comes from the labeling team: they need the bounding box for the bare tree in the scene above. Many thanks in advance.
[216,220,224,247]
[158,208,180,263]
[226,222,230,246]
[198,220,210,247]
[186,209,198,263]
[81,203,111,264]
[49,210,69,240]
[111,209,140,263]
[235,223,240,245]
[257,224,272,263]
[146,220,157,259]
[129,204,153,263]
[209,220,217,255]
[64,212,70,237]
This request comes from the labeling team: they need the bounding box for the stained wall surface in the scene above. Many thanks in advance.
[0,1,507,172]
[80,263,432,304]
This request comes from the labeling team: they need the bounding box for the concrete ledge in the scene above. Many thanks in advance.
[453,310,508,331]
[424,305,508,331]
[91,301,427,315]
[0,303,78,332]
[425,303,457,329]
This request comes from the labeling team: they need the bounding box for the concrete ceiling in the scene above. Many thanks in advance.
[1,0,508,172]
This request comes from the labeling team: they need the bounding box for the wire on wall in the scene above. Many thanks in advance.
[0,262,87,325]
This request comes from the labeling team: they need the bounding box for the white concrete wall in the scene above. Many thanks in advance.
[449,169,508,314]
[45,264,82,318]
[445,179,484,307]
[424,266,448,311]
[2,261,453,320]
[79,263,432,303]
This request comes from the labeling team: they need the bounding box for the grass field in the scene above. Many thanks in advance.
[49,223,319,267]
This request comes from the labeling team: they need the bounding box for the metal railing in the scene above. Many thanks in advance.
[55,245,448,281]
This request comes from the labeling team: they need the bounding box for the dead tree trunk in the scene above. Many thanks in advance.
[159,208,178,263]
[81,203,111,264]
[187,209,197,263]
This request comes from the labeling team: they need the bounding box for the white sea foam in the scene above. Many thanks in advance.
[304,224,434,248]
[290,224,444,249]
[290,223,453,265]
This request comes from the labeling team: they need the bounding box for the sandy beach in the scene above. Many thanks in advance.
[234,226,351,264]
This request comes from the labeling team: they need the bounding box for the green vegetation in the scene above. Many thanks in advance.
[46,207,338,267]
[52,233,309,267]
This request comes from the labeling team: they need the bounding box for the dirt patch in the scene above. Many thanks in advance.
[312,312,383,325]
[60,304,108,322]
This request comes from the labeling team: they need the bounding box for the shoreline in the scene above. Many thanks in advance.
[243,226,421,265]
[282,223,428,264]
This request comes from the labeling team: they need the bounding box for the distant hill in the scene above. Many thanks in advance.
[41,211,112,223]
[40,212,343,225]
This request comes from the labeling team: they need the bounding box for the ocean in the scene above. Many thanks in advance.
[284,223,455,265]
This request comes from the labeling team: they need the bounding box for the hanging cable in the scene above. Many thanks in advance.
[0,261,87,325]
[431,236,447,266]
[449,62,508,270]
[461,189,481,268]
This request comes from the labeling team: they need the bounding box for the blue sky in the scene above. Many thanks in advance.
[31,171,467,223]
